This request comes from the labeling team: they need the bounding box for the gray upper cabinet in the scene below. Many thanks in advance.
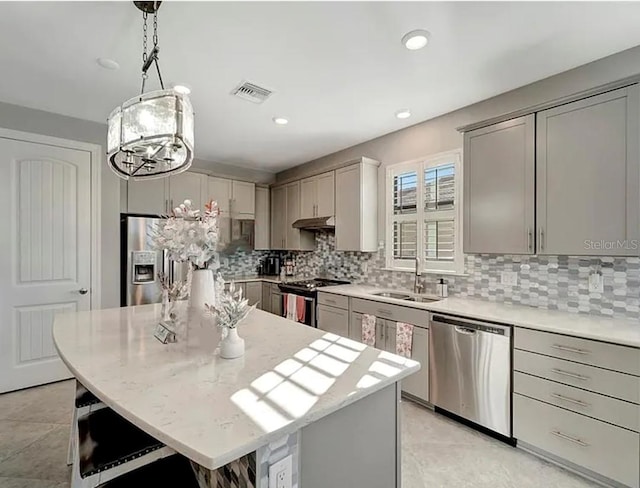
[169,172,204,211]
[316,172,335,217]
[270,182,314,251]
[128,171,204,215]
[463,115,535,254]
[254,186,270,250]
[335,160,379,252]
[270,185,286,249]
[127,178,168,215]
[536,86,640,256]
[300,171,335,219]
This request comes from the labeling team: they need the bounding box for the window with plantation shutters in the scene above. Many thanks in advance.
[387,151,463,274]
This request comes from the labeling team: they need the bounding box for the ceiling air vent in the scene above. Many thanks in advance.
[231,81,273,104]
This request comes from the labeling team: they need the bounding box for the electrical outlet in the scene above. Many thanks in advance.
[500,271,518,286]
[589,272,604,293]
[269,454,292,488]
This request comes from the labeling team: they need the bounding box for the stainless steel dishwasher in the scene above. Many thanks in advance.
[429,314,512,438]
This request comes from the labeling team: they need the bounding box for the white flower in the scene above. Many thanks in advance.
[150,199,221,270]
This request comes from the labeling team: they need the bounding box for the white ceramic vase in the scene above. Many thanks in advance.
[219,327,245,359]
[189,268,215,314]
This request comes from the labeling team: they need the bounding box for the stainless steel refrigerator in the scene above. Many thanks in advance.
[120,215,188,307]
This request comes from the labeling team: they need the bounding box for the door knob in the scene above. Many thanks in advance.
[78,288,88,295]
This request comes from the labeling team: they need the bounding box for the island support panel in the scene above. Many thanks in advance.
[299,383,400,488]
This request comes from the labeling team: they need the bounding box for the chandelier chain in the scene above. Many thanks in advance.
[142,11,148,65]
[152,7,158,48]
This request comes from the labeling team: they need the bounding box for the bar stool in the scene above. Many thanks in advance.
[68,380,106,465]
[97,454,200,488]
[70,406,175,488]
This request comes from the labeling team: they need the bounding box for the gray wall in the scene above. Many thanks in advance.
[191,158,275,184]
[276,45,640,246]
[0,101,121,309]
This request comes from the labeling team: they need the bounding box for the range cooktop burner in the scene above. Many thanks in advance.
[280,278,350,292]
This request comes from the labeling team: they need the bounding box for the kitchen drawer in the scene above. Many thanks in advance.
[317,304,349,337]
[351,298,429,328]
[514,394,639,488]
[514,371,639,432]
[318,292,349,310]
[514,349,639,404]
[515,327,640,375]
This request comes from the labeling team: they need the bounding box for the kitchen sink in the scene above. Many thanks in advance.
[370,291,441,303]
[405,296,440,303]
[371,291,413,300]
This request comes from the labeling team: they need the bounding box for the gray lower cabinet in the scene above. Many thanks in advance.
[270,285,282,317]
[536,85,639,256]
[350,307,430,403]
[261,283,271,313]
[463,114,535,254]
[514,327,640,487]
[317,304,349,337]
[245,281,262,309]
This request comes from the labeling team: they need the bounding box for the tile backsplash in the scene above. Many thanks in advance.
[288,232,640,320]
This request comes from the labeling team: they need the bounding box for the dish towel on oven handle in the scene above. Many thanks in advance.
[396,322,414,358]
[284,293,297,321]
[361,314,376,346]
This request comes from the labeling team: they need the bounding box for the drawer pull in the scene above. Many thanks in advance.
[551,368,589,381]
[550,393,590,408]
[551,431,589,447]
[377,309,393,317]
[551,344,590,355]
[325,299,336,304]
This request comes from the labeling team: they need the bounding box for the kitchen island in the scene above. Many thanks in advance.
[53,303,419,488]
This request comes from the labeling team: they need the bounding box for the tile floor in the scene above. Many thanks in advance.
[0,380,598,488]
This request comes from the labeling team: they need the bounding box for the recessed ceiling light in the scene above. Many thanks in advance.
[273,117,289,125]
[401,30,430,50]
[96,57,120,70]
[172,84,191,95]
[395,109,411,119]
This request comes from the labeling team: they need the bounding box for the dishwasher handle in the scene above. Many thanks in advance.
[432,314,512,337]
[455,326,477,335]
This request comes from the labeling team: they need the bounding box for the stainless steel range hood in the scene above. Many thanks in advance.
[292,216,335,230]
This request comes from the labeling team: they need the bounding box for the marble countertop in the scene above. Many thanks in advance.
[52,303,419,470]
[319,285,640,348]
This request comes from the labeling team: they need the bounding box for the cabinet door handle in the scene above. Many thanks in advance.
[550,431,589,447]
[527,228,533,252]
[550,393,590,408]
[551,344,590,355]
[539,228,544,252]
[551,368,589,381]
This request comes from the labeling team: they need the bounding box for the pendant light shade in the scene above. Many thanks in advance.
[107,89,194,180]
[107,1,195,180]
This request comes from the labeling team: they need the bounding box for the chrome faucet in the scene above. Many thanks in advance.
[414,257,424,295]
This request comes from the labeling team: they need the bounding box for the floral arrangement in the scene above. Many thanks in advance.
[205,274,255,329]
[151,199,220,270]
[157,271,190,301]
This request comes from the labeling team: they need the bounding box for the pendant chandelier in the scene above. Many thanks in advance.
[107,1,194,180]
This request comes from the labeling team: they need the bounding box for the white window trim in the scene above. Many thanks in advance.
[385,149,464,275]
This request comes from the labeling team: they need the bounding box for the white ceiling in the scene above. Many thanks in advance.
[1,2,640,173]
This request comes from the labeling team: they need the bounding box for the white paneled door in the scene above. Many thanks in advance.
[0,136,92,393]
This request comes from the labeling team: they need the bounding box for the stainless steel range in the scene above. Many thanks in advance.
[278,278,350,327]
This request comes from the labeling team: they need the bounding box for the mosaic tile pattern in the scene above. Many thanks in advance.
[218,232,639,320]
[285,232,640,321]
[257,433,299,488]
[191,453,256,488]
[218,250,270,277]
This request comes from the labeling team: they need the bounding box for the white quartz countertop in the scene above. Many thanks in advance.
[53,304,419,470]
[319,285,640,348]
